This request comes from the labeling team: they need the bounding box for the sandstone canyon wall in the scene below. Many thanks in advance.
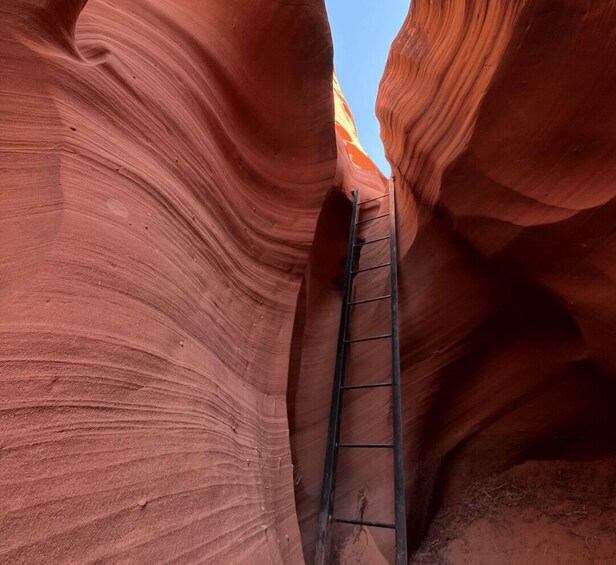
[1,1,337,562]
[292,0,616,562]
[2,0,616,563]
[376,0,616,553]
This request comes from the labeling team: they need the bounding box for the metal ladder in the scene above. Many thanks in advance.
[314,179,407,564]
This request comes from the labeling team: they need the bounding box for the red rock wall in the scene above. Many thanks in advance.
[378,0,616,551]
[1,1,335,562]
[4,0,616,563]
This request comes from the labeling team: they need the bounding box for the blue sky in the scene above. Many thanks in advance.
[325,0,410,174]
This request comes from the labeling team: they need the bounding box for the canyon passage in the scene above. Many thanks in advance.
[1,1,615,564]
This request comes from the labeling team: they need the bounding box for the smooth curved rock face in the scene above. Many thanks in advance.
[4,0,616,563]
[1,1,335,562]
[378,0,616,550]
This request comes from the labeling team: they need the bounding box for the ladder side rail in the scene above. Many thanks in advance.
[389,178,408,565]
[314,189,360,565]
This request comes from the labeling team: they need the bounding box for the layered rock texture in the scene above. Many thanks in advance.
[375,0,616,560]
[1,1,335,562]
[2,0,616,564]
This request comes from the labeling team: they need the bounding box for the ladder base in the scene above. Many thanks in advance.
[332,517,396,529]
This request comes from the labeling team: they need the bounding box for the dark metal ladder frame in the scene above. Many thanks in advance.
[314,179,407,564]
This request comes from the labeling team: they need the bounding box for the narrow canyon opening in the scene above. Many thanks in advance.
[288,1,616,564]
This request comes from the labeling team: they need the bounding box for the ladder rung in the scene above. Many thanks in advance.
[358,194,389,205]
[332,517,396,529]
[349,294,391,305]
[341,382,392,390]
[338,443,394,449]
[352,262,391,274]
[354,235,390,248]
[357,213,389,225]
[345,333,392,344]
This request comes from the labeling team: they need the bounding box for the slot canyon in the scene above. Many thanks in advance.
[1,0,615,563]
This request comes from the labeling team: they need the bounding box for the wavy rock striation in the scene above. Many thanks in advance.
[377,0,616,554]
[1,1,335,563]
[3,0,616,563]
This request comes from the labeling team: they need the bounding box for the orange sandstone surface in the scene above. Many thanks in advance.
[1,1,335,562]
[2,0,616,564]
[376,0,616,561]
